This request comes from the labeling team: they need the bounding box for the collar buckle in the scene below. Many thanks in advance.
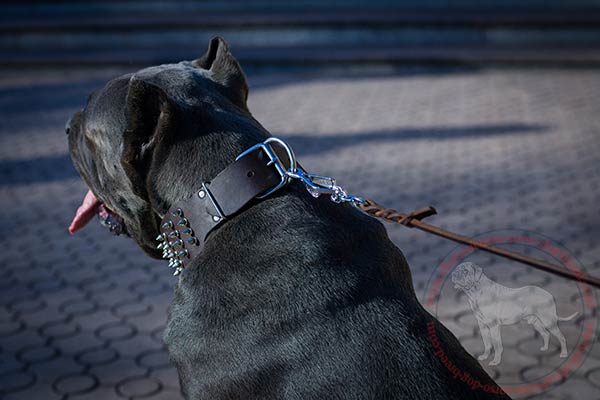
[235,137,297,199]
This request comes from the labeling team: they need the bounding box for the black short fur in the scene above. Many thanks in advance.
[67,37,511,399]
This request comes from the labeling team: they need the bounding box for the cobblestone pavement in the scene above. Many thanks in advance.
[0,65,599,399]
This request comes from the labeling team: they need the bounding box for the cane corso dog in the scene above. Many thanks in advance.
[67,37,510,399]
[452,262,578,365]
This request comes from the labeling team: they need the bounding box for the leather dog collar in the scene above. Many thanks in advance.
[157,138,297,275]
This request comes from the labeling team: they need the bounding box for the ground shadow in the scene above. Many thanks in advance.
[0,122,546,186]
[285,123,547,156]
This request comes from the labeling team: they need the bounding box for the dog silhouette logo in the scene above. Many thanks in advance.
[451,262,578,366]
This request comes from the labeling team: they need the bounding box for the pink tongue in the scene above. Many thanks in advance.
[68,190,102,234]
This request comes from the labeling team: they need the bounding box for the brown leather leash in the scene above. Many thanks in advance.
[359,199,600,290]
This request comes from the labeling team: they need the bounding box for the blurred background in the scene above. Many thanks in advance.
[3,0,600,68]
[1,1,599,399]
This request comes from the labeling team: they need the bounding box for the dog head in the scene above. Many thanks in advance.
[451,262,483,290]
[67,37,269,257]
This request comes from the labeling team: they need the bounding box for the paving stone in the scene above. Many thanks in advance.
[88,287,142,309]
[60,298,99,316]
[137,348,171,370]
[8,298,46,315]
[67,385,120,400]
[150,366,181,390]
[42,287,86,308]
[80,278,118,296]
[75,345,119,366]
[17,344,59,363]
[125,311,169,335]
[0,319,24,338]
[3,382,62,400]
[112,299,153,319]
[537,377,596,400]
[0,370,36,395]
[29,355,84,385]
[29,278,66,293]
[91,359,147,386]
[116,376,162,398]
[587,366,600,389]
[74,310,123,332]
[0,352,23,376]
[109,333,162,358]
[0,286,30,307]
[1,329,46,354]
[129,280,170,297]
[20,305,65,329]
[54,372,99,396]
[53,330,106,356]
[39,319,79,340]
[95,322,137,342]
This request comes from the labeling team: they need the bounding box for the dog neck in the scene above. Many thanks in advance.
[155,139,294,274]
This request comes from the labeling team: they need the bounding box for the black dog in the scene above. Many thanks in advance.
[67,37,510,399]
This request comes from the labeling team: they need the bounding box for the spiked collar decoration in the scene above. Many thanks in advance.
[157,138,299,275]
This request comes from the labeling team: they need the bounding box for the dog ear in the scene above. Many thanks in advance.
[195,36,249,110]
[472,264,483,282]
[121,78,179,199]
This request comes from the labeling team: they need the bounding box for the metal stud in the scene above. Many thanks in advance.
[198,190,206,199]
[173,269,182,276]
[212,216,221,222]
[177,250,189,258]
[171,208,184,217]
[177,218,189,227]
[156,233,166,241]
[162,221,173,229]
[182,228,193,235]
[186,237,197,245]
[157,242,165,250]
[168,230,180,238]
[171,240,183,247]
